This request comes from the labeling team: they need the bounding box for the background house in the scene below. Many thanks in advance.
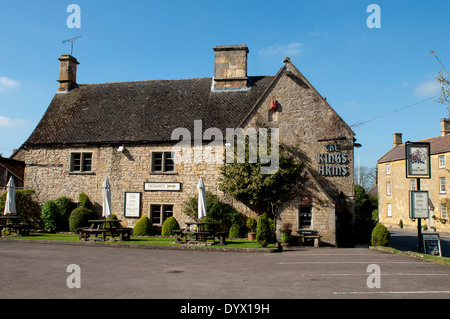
[377,119,450,232]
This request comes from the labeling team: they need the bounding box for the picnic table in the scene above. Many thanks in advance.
[173,222,228,245]
[0,215,30,236]
[78,219,132,242]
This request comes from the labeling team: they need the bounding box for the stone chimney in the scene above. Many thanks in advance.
[213,45,249,90]
[57,54,79,93]
[441,118,450,136]
[393,133,402,148]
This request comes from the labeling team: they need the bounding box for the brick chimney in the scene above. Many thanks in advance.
[393,133,402,148]
[57,54,79,93]
[213,45,249,90]
[441,118,450,136]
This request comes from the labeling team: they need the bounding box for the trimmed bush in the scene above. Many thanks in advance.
[256,213,273,246]
[246,218,257,233]
[133,216,153,236]
[55,196,75,231]
[78,193,91,209]
[161,216,180,236]
[41,201,59,233]
[371,223,390,247]
[69,207,97,232]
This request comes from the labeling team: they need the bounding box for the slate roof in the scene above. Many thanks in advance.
[377,135,450,164]
[24,76,275,146]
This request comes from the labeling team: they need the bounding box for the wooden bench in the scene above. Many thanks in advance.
[113,228,132,241]
[215,231,228,245]
[1,223,30,236]
[297,229,322,247]
[78,227,108,241]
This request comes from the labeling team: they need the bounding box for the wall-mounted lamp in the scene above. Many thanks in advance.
[117,145,124,152]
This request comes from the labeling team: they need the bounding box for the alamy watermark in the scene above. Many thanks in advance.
[366,4,381,29]
[366,264,381,289]
[171,120,279,174]
[66,264,81,289]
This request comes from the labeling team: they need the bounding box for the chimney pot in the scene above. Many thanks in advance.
[57,54,79,93]
[213,45,249,90]
[393,133,402,148]
[441,118,450,136]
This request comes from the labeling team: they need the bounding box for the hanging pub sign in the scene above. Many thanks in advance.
[409,190,429,219]
[317,143,349,177]
[405,142,431,179]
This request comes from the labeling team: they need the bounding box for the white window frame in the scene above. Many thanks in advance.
[386,181,391,196]
[386,164,391,175]
[439,177,446,194]
[387,203,392,217]
[439,155,445,168]
[440,203,448,219]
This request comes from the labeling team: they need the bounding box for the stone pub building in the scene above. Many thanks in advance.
[13,45,357,246]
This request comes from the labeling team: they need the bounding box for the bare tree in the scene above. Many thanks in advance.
[354,165,377,192]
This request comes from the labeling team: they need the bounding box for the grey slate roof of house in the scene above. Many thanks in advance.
[377,135,450,164]
[24,76,274,146]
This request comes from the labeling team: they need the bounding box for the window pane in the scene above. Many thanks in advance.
[71,153,81,171]
[163,205,174,222]
[164,152,174,172]
[387,203,392,217]
[151,205,161,224]
[440,204,447,219]
[82,153,92,172]
[299,207,312,229]
[440,177,446,193]
[153,153,163,172]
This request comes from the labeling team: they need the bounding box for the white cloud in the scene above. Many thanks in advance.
[258,42,304,57]
[0,76,20,92]
[414,80,441,97]
[0,116,28,128]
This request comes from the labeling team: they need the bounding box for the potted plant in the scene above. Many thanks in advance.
[246,218,257,241]
[280,222,292,244]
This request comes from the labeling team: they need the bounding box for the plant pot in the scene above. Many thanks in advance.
[248,232,256,241]
[280,230,291,243]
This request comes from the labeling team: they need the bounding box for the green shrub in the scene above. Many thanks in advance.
[256,213,274,246]
[0,189,41,227]
[161,216,180,236]
[228,223,241,238]
[55,196,75,231]
[41,201,59,233]
[69,207,97,232]
[133,216,153,236]
[78,193,91,209]
[246,218,257,232]
[371,223,390,247]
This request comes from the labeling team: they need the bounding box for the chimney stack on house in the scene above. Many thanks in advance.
[393,133,403,148]
[213,45,249,90]
[57,54,79,93]
[441,118,450,136]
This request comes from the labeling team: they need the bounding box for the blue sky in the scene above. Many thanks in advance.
[1,0,449,170]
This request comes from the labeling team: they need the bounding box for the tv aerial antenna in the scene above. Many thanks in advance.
[62,36,82,56]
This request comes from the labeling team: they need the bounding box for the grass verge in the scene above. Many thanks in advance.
[370,246,450,267]
[1,233,275,249]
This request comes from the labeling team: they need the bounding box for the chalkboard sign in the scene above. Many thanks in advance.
[422,233,442,257]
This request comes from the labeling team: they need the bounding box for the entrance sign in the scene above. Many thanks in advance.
[124,192,141,218]
[423,233,442,257]
[409,191,429,219]
[144,182,181,191]
[405,142,431,179]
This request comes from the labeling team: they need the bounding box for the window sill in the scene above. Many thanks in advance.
[68,172,96,175]
[149,172,178,175]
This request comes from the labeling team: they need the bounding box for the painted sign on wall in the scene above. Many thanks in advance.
[317,144,349,177]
